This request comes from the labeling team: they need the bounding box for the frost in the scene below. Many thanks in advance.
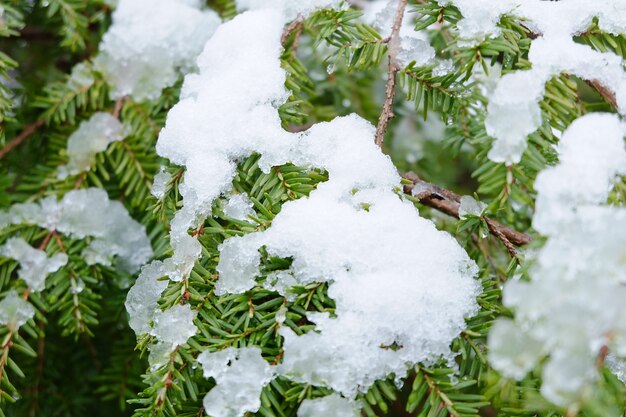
[0,237,68,292]
[94,0,221,101]
[298,394,357,417]
[0,188,153,273]
[488,113,626,406]
[0,290,35,331]
[458,195,487,218]
[440,0,626,163]
[151,304,197,348]
[223,193,255,220]
[125,261,169,335]
[58,112,128,179]
[197,347,274,417]
[153,0,479,410]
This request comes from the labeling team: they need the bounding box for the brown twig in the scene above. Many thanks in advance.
[112,96,126,118]
[402,172,532,248]
[281,15,304,46]
[587,79,618,110]
[0,119,45,160]
[374,0,408,147]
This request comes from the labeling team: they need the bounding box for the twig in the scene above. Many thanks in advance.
[0,119,45,160]
[586,79,618,110]
[112,96,126,118]
[281,15,304,46]
[374,0,408,147]
[403,172,532,248]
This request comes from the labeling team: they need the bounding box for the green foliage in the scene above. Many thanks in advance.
[0,1,624,417]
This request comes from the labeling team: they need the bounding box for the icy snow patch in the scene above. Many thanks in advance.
[298,394,358,417]
[488,113,626,406]
[223,193,255,221]
[197,347,274,417]
[0,238,68,292]
[0,188,153,273]
[151,304,197,348]
[440,0,626,163]
[94,0,221,101]
[58,112,128,179]
[0,290,35,331]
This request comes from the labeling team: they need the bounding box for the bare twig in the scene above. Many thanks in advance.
[112,96,126,118]
[403,172,532,248]
[374,0,408,147]
[281,15,304,46]
[0,119,45,160]
[587,79,618,110]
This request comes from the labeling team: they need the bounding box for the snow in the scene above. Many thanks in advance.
[440,0,626,163]
[125,261,169,335]
[223,193,255,221]
[150,303,197,348]
[0,188,153,273]
[67,62,95,90]
[197,347,274,417]
[298,394,357,417]
[151,168,172,199]
[0,290,35,331]
[94,0,221,101]
[0,237,68,292]
[144,0,481,412]
[488,113,626,406]
[395,37,435,68]
[606,354,626,384]
[458,195,487,218]
[58,112,128,179]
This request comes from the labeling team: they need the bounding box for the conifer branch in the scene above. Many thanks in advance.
[403,172,532,247]
[0,119,44,160]
[374,0,408,147]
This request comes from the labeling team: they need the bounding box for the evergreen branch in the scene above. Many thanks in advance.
[374,0,407,147]
[0,120,44,160]
[402,172,532,247]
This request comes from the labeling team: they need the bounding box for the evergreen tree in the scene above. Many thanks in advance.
[0,1,625,417]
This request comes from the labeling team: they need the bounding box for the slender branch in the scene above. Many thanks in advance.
[374,0,408,147]
[0,119,45,160]
[402,172,532,247]
[281,15,304,46]
[586,79,617,110]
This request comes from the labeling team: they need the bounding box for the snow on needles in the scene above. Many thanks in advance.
[130,2,481,416]
[0,238,67,292]
[94,0,221,101]
[0,188,153,273]
[57,112,128,179]
[441,0,626,163]
[488,114,626,406]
